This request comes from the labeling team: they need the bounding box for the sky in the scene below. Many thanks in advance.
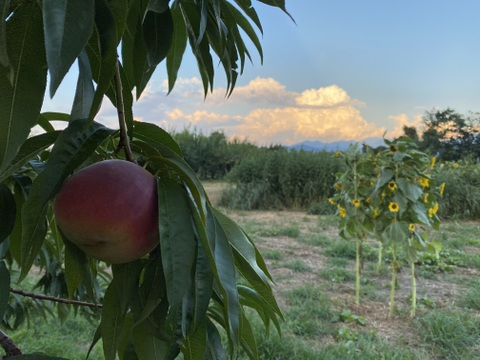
[42,1,480,146]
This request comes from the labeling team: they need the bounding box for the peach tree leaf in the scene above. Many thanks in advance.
[0,2,46,175]
[43,0,94,97]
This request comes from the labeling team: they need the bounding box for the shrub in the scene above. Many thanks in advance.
[221,148,344,210]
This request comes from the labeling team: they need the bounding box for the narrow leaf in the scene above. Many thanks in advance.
[0,260,10,319]
[143,8,174,67]
[157,177,197,323]
[0,184,16,242]
[70,49,95,120]
[43,0,94,96]
[101,282,126,360]
[166,5,188,93]
[0,131,61,183]
[0,2,47,174]
[0,0,10,66]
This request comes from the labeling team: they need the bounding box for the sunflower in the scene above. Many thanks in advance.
[388,181,397,191]
[338,206,347,218]
[388,202,400,213]
[328,198,337,205]
[439,182,446,196]
[409,224,416,231]
[419,177,429,188]
[430,156,436,169]
[428,203,439,218]
[352,199,361,207]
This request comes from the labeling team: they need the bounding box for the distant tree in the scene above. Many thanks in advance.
[419,109,480,161]
[402,125,420,143]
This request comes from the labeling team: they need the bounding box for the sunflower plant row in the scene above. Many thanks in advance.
[330,137,444,317]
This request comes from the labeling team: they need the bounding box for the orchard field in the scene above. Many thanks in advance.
[6,179,480,360]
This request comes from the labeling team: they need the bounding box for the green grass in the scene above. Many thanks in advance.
[282,259,311,273]
[6,313,103,360]
[416,309,480,359]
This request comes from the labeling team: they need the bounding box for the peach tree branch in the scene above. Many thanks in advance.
[10,288,102,308]
[0,329,22,358]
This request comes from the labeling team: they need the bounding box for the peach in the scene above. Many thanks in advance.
[54,160,159,263]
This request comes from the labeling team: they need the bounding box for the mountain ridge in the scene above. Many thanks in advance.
[289,138,386,152]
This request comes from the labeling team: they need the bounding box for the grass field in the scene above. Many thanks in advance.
[3,184,480,359]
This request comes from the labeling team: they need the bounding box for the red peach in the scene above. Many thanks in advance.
[54,160,159,263]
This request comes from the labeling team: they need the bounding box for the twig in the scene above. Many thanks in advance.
[0,329,22,357]
[114,57,136,163]
[10,288,102,308]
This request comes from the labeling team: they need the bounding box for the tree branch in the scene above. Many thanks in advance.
[0,329,22,357]
[10,288,102,308]
[114,57,135,163]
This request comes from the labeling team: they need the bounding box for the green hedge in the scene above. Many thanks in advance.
[220,148,344,210]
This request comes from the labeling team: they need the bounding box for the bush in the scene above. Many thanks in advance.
[221,148,344,210]
[436,161,480,219]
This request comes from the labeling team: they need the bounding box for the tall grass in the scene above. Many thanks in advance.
[221,148,344,210]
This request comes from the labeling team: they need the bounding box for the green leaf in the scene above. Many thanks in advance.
[166,5,188,94]
[0,131,61,183]
[239,309,258,360]
[63,236,95,300]
[375,169,394,191]
[132,320,170,359]
[143,8,174,67]
[20,119,115,280]
[0,0,10,67]
[182,318,207,360]
[133,121,183,157]
[43,0,94,97]
[0,184,15,242]
[397,178,422,202]
[0,260,10,319]
[101,282,127,360]
[211,214,240,354]
[205,318,227,360]
[0,2,47,175]
[211,208,282,322]
[257,0,294,21]
[70,49,95,120]
[382,221,409,246]
[87,0,118,122]
[157,177,197,327]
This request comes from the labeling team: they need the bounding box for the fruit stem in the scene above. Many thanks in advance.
[114,57,135,163]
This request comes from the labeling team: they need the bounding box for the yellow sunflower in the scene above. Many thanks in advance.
[439,182,446,196]
[352,199,361,207]
[419,177,430,188]
[409,224,416,231]
[388,181,397,191]
[388,202,400,213]
[338,206,347,218]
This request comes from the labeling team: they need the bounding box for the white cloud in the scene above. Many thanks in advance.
[128,76,406,145]
[296,85,351,107]
[386,113,423,139]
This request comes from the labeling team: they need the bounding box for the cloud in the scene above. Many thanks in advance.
[386,113,423,139]
[126,76,402,145]
[296,85,352,107]
[235,106,385,145]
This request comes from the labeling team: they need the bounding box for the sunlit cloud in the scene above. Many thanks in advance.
[386,113,423,139]
[100,76,414,145]
[296,85,352,107]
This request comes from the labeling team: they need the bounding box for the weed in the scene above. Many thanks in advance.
[416,309,480,359]
[261,249,284,260]
[320,266,355,283]
[282,259,311,273]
